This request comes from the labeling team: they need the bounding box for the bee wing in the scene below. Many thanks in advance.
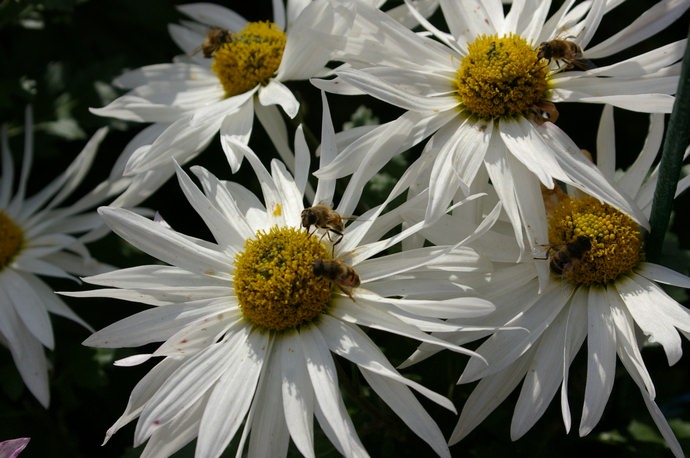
[571,59,596,71]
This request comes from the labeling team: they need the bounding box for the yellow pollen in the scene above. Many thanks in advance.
[548,196,643,286]
[273,203,282,217]
[456,34,549,120]
[0,211,24,270]
[211,21,286,97]
[233,226,333,331]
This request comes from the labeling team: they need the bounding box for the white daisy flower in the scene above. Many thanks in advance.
[92,0,349,207]
[315,0,687,259]
[68,96,497,458]
[413,107,690,456]
[0,108,128,407]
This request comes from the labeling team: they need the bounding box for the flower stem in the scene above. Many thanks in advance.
[646,29,690,262]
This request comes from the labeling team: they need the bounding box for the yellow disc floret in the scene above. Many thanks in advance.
[456,34,549,119]
[548,196,643,285]
[233,226,333,331]
[0,211,23,270]
[211,21,286,97]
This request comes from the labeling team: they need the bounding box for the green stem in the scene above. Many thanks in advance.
[646,28,690,262]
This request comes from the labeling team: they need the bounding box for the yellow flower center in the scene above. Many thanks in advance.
[0,211,24,270]
[233,226,333,331]
[548,196,643,286]
[456,34,549,120]
[211,21,286,97]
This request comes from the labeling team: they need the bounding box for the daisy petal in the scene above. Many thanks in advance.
[300,328,367,457]
[194,330,266,457]
[616,275,683,365]
[97,207,232,277]
[451,356,531,444]
[579,287,617,436]
[279,333,315,458]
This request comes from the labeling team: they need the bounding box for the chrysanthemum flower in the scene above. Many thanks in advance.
[315,0,687,257]
[92,1,349,207]
[0,108,127,407]
[413,107,690,456]
[69,97,497,457]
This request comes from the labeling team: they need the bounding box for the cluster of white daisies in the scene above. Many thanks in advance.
[2,1,690,457]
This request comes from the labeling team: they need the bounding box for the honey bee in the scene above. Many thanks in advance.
[196,27,232,58]
[301,204,356,248]
[528,100,559,125]
[312,259,361,300]
[537,39,596,71]
[548,235,592,276]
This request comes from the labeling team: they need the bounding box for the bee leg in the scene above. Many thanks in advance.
[336,284,356,301]
[328,230,344,256]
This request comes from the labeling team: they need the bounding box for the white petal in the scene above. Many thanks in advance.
[543,123,650,229]
[585,0,690,58]
[595,104,616,181]
[619,113,665,198]
[332,297,484,358]
[279,333,315,458]
[279,1,343,80]
[1,270,54,349]
[83,299,231,348]
[576,0,607,49]
[193,330,264,456]
[219,97,255,173]
[25,274,91,330]
[312,91,337,206]
[258,80,299,118]
[174,164,245,250]
[255,103,296,177]
[140,393,206,458]
[440,0,504,44]
[451,355,531,444]
[248,342,290,458]
[154,309,241,358]
[229,141,285,227]
[425,132,466,223]
[637,262,690,289]
[177,3,247,31]
[336,67,457,112]
[362,368,451,458]
[616,275,683,365]
[299,328,367,457]
[190,166,256,240]
[579,287,617,436]
[511,302,572,439]
[638,395,685,458]
[560,286,589,433]
[315,110,445,180]
[98,207,233,278]
[320,315,455,411]
[103,357,183,445]
[483,142,525,253]
[621,364,685,458]
[356,245,454,282]
[0,287,49,407]
[450,118,493,191]
[499,118,565,187]
[460,282,573,383]
[608,287,655,399]
[269,159,303,228]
